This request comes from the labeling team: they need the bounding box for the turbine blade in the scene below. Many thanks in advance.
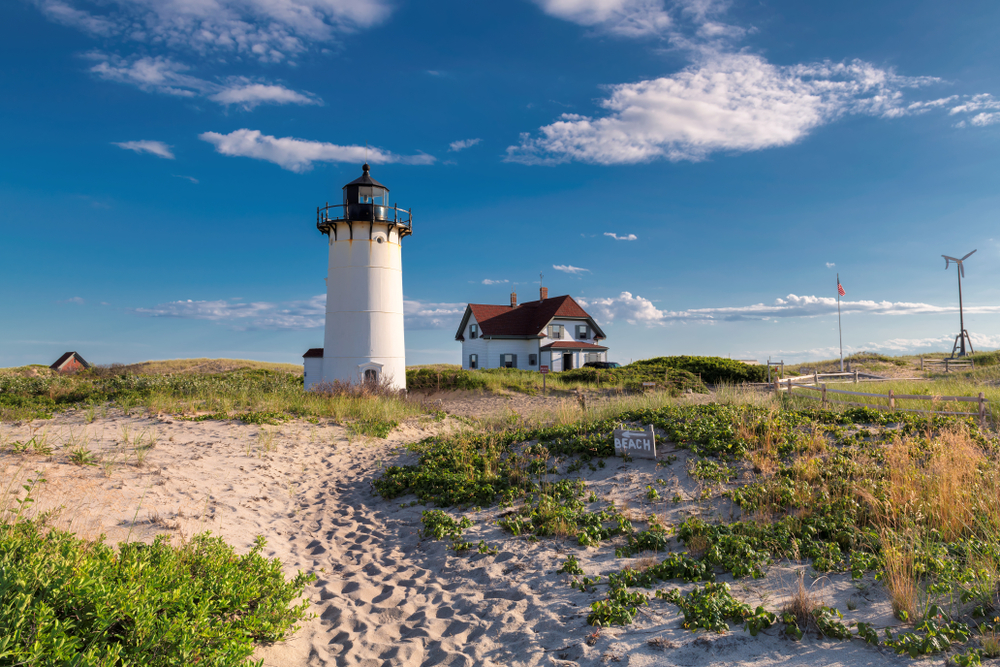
[943,257,950,269]
[962,249,977,261]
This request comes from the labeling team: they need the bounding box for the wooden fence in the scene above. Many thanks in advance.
[773,378,988,425]
[920,357,975,373]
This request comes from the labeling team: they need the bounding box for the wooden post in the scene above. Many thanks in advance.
[767,364,771,384]
[888,389,895,411]
[780,361,784,378]
[920,357,924,372]
[979,392,986,427]
[853,370,858,384]
[821,383,827,408]
[814,370,819,385]
[437,372,441,391]
[542,372,546,396]
[773,376,779,395]
[945,358,950,373]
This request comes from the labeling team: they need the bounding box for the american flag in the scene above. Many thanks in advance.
[837,280,846,297]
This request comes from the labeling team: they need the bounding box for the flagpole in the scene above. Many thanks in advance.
[837,273,844,372]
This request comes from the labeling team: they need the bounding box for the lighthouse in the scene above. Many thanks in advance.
[303,164,411,391]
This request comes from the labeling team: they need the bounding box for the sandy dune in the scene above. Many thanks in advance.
[1,411,933,666]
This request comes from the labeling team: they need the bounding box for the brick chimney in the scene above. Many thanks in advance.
[539,286,548,300]
[510,291,517,307]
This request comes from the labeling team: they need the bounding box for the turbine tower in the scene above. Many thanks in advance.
[942,249,976,358]
[308,164,412,390]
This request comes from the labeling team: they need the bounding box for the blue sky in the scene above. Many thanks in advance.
[3,0,1000,368]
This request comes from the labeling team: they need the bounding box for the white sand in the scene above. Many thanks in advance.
[0,411,939,666]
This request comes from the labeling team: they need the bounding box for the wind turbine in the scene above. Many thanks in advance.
[941,249,976,357]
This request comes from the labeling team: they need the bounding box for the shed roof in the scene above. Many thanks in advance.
[50,351,90,371]
[302,348,324,358]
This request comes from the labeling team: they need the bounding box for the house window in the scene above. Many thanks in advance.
[469,354,478,369]
[585,353,600,363]
[502,354,517,368]
[577,325,589,339]
[528,354,537,366]
[548,324,564,339]
[470,324,478,339]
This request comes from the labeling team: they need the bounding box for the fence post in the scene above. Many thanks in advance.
[888,389,895,411]
[814,371,819,385]
[767,364,771,384]
[979,392,986,427]
[853,370,858,384]
[773,376,779,395]
[920,357,924,372]
[821,383,827,408]
[945,358,950,373]
[780,361,784,378]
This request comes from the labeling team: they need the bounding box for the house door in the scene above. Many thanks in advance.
[563,352,573,370]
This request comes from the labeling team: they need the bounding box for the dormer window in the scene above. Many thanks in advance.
[548,324,564,339]
[470,324,478,339]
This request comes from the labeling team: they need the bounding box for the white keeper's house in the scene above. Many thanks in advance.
[454,287,609,372]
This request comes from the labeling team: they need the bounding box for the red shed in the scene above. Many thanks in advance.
[50,352,91,374]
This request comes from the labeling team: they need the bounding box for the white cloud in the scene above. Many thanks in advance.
[199,129,435,173]
[604,232,638,241]
[208,80,322,109]
[173,175,199,183]
[553,264,591,274]
[113,140,175,159]
[35,0,392,62]
[532,0,671,37]
[89,54,320,108]
[508,53,940,165]
[404,300,467,329]
[761,333,1000,363]
[449,138,482,152]
[578,291,1000,327]
[134,295,463,330]
[482,279,509,285]
[826,262,835,268]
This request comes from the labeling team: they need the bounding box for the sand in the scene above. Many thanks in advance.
[0,409,935,666]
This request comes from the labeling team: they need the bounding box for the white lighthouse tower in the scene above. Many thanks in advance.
[304,164,411,391]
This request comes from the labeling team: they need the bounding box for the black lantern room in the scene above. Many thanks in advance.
[316,163,412,239]
[343,163,389,220]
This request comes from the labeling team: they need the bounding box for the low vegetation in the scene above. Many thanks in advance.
[0,478,314,666]
[375,386,1000,661]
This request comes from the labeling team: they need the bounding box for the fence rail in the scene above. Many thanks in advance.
[772,378,987,425]
[920,357,975,373]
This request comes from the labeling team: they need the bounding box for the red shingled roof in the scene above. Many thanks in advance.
[540,341,608,350]
[467,295,591,338]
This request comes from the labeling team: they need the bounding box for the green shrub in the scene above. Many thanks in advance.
[627,356,768,384]
[0,522,315,666]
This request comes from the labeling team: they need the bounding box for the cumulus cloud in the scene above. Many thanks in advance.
[89,54,320,108]
[449,138,482,152]
[113,140,175,159]
[35,0,392,61]
[578,291,1000,326]
[199,129,435,173]
[482,279,509,285]
[763,333,1000,363]
[553,264,591,275]
[134,295,463,330]
[604,232,638,241]
[508,54,940,165]
[532,0,671,37]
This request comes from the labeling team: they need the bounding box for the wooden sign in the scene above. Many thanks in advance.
[614,424,656,459]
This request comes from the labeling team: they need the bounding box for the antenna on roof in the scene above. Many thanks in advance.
[941,249,977,357]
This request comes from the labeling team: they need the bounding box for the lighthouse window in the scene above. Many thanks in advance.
[364,369,379,384]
